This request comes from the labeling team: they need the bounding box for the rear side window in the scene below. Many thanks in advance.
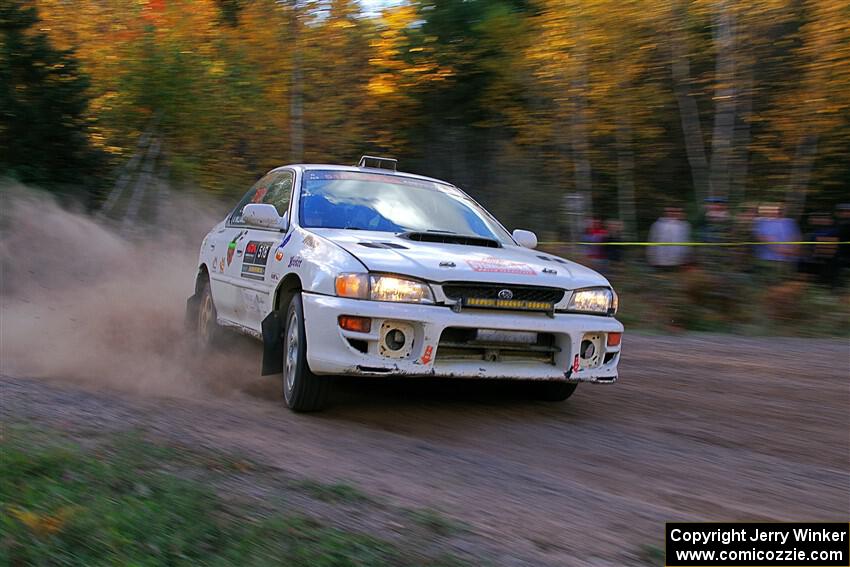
[230,170,294,226]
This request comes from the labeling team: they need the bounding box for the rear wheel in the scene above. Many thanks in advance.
[530,381,578,402]
[282,294,329,411]
[197,279,223,348]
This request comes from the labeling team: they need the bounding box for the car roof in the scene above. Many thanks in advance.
[270,164,455,187]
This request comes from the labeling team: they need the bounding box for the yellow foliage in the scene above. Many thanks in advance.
[8,505,78,536]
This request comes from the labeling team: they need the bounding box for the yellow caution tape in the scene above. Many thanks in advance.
[539,241,850,247]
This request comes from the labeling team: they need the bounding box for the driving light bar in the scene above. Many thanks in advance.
[465,297,552,311]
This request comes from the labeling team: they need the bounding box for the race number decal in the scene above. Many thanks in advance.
[241,241,274,281]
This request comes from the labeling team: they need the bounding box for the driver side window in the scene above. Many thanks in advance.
[230,170,294,227]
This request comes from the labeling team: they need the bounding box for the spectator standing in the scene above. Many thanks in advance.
[753,204,801,281]
[700,197,731,242]
[605,219,624,266]
[584,218,609,273]
[730,204,758,272]
[800,213,840,288]
[699,196,732,270]
[835,204,850,288]
[647,207,691,269]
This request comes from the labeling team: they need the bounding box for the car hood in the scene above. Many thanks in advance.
[309,228,610,290]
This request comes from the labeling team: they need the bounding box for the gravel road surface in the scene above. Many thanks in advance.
[2,334,848,566]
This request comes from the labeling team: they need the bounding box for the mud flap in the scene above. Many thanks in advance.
[185,294,200,332]
[261,310,284,375]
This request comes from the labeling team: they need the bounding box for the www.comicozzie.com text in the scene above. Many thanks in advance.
[670,527,848,546]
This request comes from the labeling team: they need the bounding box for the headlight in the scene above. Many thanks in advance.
[567,287,616,315]
[335,274,434,304]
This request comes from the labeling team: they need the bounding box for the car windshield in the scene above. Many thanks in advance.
[298,170,513,244]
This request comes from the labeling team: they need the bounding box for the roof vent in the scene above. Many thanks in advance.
[358,155,397,171]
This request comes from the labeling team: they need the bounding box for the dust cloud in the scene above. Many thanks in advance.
[0,183,274,400]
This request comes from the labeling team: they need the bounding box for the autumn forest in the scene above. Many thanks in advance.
[1,0,848,237]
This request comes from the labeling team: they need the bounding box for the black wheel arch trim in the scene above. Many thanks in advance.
[262,272,303,376]
[185,264,210,331]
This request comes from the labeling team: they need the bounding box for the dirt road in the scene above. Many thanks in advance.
[2,334,847,566]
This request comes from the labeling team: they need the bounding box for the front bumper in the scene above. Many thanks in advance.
[301,292,623,382]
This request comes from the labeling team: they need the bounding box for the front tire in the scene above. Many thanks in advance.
[197,279,223,348]
[530,381,578,402]
[282,294,329,411]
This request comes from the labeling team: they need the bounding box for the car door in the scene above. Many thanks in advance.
[204,220,237,318]
[220,169,295,332]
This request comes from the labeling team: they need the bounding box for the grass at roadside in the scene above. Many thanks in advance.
[0,426,465,567]
[637,543,665,565]
[405,508,468,537]
[292,479,371,504]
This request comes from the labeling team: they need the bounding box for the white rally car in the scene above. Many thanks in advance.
[187,156,623,411]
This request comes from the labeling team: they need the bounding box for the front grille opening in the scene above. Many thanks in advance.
[356,365,393,373]
[346,338,368,353]
[442,282,565,305]
[603,352,617,365]
[436,328,560,364]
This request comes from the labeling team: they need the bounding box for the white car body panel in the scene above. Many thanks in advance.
[191,163,623,384]
[301,293,622,381]
[310,228,610,291]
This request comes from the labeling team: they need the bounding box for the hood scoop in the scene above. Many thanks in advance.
[400,231,501,248]
[359,241,408,249]
[537,254,568,264]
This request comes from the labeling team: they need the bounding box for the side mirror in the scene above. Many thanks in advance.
[512,229,538,249]
[243,203,284,229]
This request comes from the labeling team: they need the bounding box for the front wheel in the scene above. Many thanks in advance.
[529,381,578,402]
[197,279,223,348]
[282,294,329,411]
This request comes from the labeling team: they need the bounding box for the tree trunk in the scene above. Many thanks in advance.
[616,117,638,240]
[785,134,818,220]
[289,1,304,162]
[708,1,737,200]
[671,3,710,208]
[730,67,752,204]
[570,53,593,216]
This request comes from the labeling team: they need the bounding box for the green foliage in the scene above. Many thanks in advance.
[0,428,462,566]
[9,0,850,230]
[605,262,850,336]
[0,1,103,191]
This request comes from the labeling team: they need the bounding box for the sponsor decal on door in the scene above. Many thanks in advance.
[240,241,274,281]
